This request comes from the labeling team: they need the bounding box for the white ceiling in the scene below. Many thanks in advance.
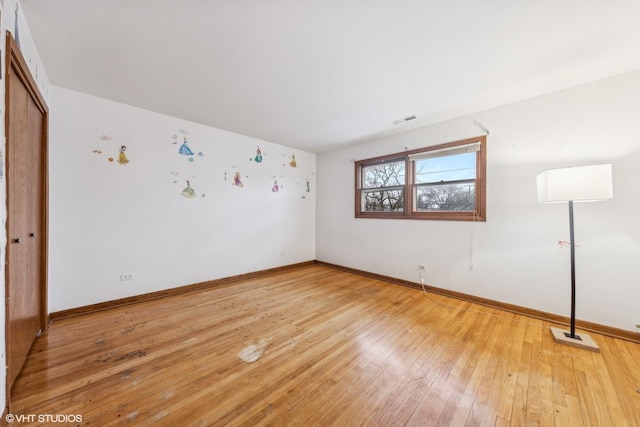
[21,0,640,153]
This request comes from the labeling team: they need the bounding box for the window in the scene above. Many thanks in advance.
[355,136,486,221]
[360,158,405,212]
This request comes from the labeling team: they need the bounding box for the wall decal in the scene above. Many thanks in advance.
[181,180,196,198]
[118,146,130,165]
[232,172,244,188]
[253,147,263,163]
[108,157,114,163]
[176,135,204,162]
[289,154,297,168]
[179,137,194,156]
[272,180,279,192]
[306,179,310,192]
[99,134,112,141]
[558,240,580,249]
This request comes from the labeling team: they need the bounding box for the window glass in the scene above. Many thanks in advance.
[362,189,404,212]
[415,182,475,212]
[362,161,405,188]
[414,152,476,184]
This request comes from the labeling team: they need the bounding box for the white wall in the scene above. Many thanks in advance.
[48,86,316,312]
[316,70,640,332]
[0,0,51,415]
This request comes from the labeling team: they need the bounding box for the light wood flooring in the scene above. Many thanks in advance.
[10,264,640,426]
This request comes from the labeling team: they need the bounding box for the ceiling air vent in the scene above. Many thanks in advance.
[392,115,417,125]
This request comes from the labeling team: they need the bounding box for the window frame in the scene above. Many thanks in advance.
[355,135,486,221]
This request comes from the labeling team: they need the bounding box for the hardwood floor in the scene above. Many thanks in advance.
[10,264,640,426]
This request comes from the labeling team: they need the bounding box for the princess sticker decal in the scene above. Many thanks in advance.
[254,147,263,163]
[233,172,244,188]
[118,146,130,165]
[272,179,279,193]
[181,180,196,198]
[289,154,297,168]
[179,137,194,156]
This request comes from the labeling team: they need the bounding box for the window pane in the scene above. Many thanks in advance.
[362,189,404,212]
[362,161,405,188]
[415,152,475,184]
[416,182,475,211]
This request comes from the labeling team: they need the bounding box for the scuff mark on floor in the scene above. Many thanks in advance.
[120,369,135,381]
[132,374,145,386]
[238,339,268,363]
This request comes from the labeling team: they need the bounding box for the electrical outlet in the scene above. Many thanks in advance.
[417,264,426,271]
[120,273,134,281]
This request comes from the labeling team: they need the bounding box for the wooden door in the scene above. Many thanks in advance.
[5,32,48,400]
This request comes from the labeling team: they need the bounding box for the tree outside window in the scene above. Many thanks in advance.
[361,160,405,212]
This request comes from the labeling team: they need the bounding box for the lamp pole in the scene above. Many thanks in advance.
[568,200,576,339]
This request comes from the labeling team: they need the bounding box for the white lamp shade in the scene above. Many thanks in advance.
[536,164,613,203]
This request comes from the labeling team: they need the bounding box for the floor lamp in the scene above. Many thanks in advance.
[536,164,613,352]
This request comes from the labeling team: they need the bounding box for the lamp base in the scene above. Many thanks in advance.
[550,327,600,352]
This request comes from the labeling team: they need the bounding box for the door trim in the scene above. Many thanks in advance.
[4,31,49,408]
